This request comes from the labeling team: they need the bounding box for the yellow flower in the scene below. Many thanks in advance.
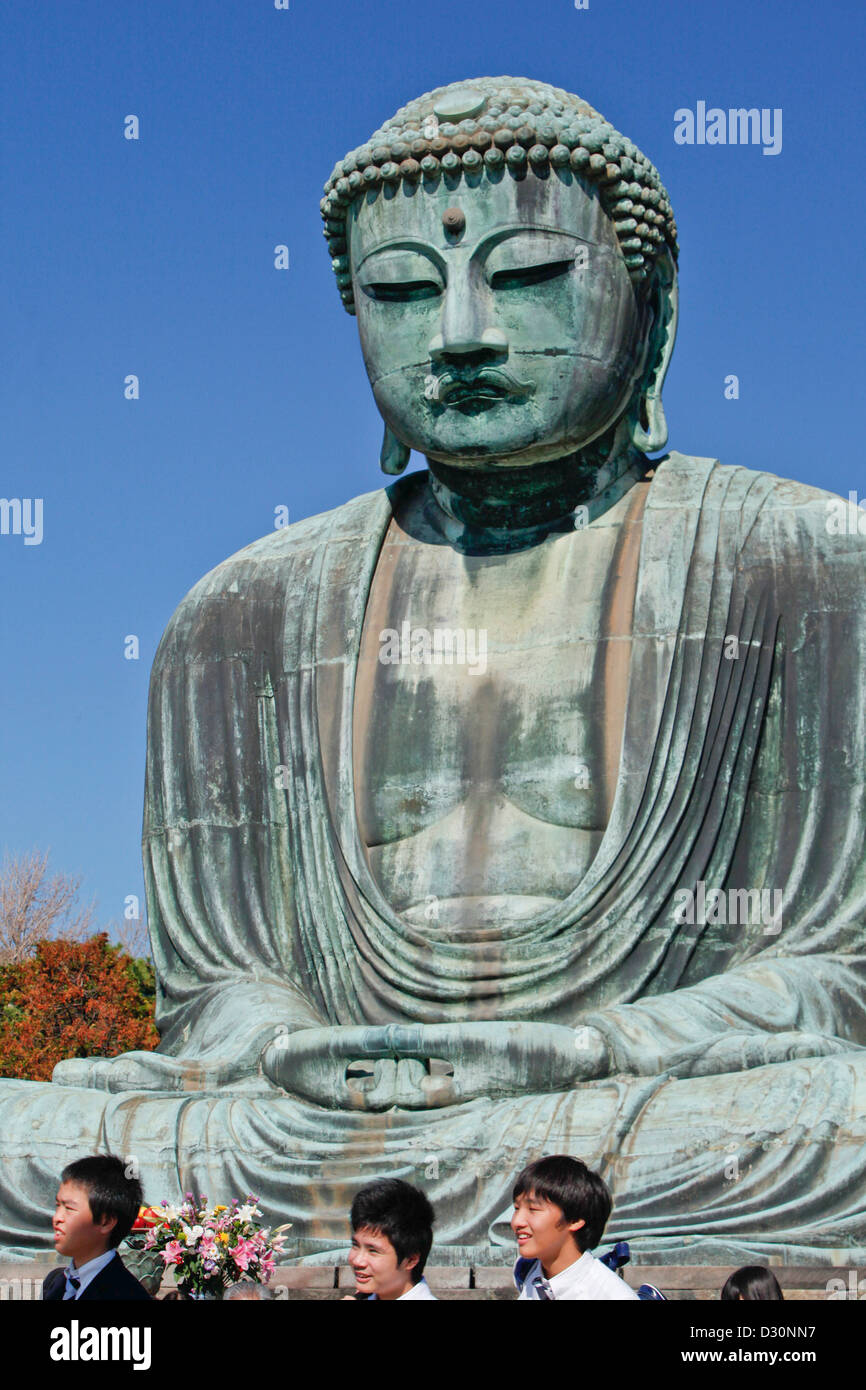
[213,1205,228,1214]
[218,1232,230,1244]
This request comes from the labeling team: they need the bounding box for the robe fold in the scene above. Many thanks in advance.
[1,451,865,1263]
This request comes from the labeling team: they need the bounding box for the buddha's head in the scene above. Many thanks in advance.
[321,78,679,518]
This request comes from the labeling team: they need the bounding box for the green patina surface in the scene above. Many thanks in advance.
[1,77,865,1267]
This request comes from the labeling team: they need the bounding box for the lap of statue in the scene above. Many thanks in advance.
[2,1029,865,1263]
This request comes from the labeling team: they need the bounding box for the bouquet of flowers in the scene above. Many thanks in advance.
[143,1194,290,1298]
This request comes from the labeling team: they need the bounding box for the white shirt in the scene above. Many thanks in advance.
[516,1251,638,1301]
[368,1276,438,1300]
[398,1277,437,1300]
[63,1248,118,1299]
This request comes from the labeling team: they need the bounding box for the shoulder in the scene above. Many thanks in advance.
[659,450,866,549]
[88,1255,152,1301]
[585,1254,639,1301]
[115,1257,153,1299]
[654,452,866,597]
[42,1267,65,1298]
[153,484,395,665]
[403,1278,438,1300]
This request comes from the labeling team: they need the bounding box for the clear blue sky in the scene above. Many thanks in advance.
[1,0,864,939]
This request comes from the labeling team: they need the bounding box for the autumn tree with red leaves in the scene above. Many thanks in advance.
[0,935,158,1081]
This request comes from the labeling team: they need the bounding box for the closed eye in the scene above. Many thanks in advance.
[489,259,573,290]
[362,280,442,303]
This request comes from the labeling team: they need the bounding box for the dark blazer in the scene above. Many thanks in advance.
[42,1252,152,1301]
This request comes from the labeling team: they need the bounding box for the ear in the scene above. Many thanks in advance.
[99,1212,118,1238]
[380,421,411,475]
[567,1216,586,1237]
[627,248,678,455]
[402,1251,420,1272]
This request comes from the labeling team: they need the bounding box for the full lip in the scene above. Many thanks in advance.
[436,368,535,408]
[443,381,509,404]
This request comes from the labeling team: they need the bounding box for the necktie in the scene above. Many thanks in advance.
[63,1272,81,1300]
[533,1275,554,1300]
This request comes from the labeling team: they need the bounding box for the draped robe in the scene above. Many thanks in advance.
[2,451,866,1264]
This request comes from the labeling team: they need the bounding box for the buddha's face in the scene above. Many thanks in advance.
[348,170,651,469]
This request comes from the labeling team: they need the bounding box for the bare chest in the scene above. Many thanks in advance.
[353,496,641,847]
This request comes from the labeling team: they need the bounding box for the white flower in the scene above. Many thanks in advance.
[235,1205,262,1223]
[182,1224,205,1245]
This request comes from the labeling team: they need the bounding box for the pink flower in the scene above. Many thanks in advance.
[161,1240,185,1266]
[229,1238,257,1272]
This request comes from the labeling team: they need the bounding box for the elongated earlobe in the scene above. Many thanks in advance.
[380,423,411,475]
[628,392,669,454]
[628,251,678,456]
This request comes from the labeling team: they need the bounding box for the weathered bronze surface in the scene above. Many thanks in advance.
[2,77,865,1266]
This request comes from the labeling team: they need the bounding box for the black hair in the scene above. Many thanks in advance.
[512,1155,612,1253]
[350,1178,435,1283]
[721,1266,784,1301]
[60,1154,143,1249]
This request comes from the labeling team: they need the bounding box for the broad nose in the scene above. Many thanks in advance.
[428,264,508,363]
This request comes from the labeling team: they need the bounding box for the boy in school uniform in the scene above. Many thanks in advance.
[346,1178,438,1300]
[43,1153,152,1301]
[511,1155,638,1301]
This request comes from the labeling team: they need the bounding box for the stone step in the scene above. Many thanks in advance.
[2,1261,860,1300]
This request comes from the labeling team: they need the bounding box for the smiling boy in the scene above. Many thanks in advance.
[511,1155,638,1301]
[347,1178,437,1300]
[43,1154,151,1301]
